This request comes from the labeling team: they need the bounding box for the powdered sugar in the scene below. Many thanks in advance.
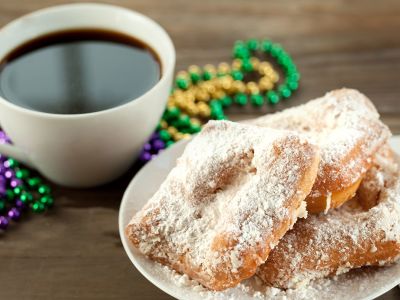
[154,259,400,300]
[119,131,400,300]
[126,120,319,290]
[249,88,391,198]
[258,150,400,289]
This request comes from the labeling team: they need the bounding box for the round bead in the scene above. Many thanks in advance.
[159,130,172,142]
[188,65,201,74]
[167,107,181,119]
[143,143,152,151]
[13,186,23,195]
[164,106,181,121]
[261,39,272,52]
[197,103,211,118]
[270,44,283,58]
[15,169,29,179]
[219,76,234,90]
[4,170,14,179]
[269,71,279,83]
[177,115,191,129]
[20,193,34,203]
[40,196,54,207]
[232,59,242,70]
[246,81,259,94]
[241,59,253,72]
[267,91,280,104]
[259,77,274,91]
[189,123,202,134]
[167,126,178,136]
[10,179,22,188]
[185,102,199,116]
[173,132,185,141]
[190,72,201,84]
[38,185,51,195]
[234,93,248,106]
[150,132,160,141]
[251,94,264,107]
[231,70,244,81]
[204,64,217,74]
[287,80,299,91]
[232,81,246,93]
[8,207,21,221]
[220,96,233,107]
[288,72,300,82]
[278,85,292,99]
[195,89,210,102]
[246,39,259,51]
[28,177,42,188]
[15,199,26,210]
[210,103,224,119]
[176,77,189,90]
[250,57,260,69]
[217,62,230,74]
[32,202,45,213]
[139,151,152,162]
[233,45,249,59]
[0,216,9,230]
[152,140,165,151]
[202,71,213,81]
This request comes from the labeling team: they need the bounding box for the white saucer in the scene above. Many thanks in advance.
[119,136,400,300]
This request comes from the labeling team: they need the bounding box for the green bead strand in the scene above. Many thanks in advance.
[38,184,51,195]
[220,96,233,107]
[231,70,244,81]
[176,77,189,90]
[15,169,30,179]
[202,71,213,81]
[250,94,264,107]
[267,91,280,104]
[20,192,34,203]
[13,186,23,196]
[32,202,45,213]
[40,196,54,208]
[28,177,42,188]
[159,130,172,142]
[234,93,248,106]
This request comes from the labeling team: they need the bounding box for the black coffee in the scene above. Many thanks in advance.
[0,29,161,114]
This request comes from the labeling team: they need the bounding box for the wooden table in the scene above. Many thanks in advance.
[1,0,400,299]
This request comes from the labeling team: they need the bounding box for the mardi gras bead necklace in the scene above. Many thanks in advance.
[0,131,53,231]
[139,39,300,162]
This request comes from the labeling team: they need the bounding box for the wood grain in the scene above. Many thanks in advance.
[0,1,399,299]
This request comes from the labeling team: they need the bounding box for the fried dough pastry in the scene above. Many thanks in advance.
[249,88,390,213]
[257,147,400,289]
[126,121,320,291]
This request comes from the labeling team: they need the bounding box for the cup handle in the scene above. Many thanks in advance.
[0,143,35,169]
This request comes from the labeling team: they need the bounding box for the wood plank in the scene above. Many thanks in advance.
[0,1,399,299]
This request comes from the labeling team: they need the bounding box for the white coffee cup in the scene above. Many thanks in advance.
[0,3,175,187]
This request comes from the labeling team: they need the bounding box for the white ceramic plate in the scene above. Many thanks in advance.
[119,136,400,300]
